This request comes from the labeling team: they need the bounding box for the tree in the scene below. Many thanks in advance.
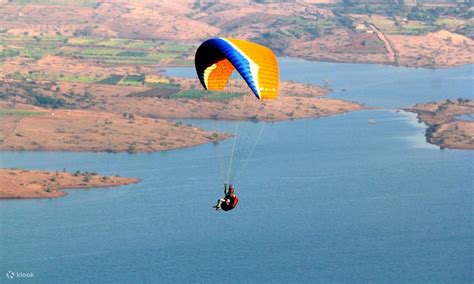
[73,26,93,37]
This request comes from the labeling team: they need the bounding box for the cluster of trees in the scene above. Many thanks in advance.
[425,123,440,141]
[435,98,471,113]
[404,5,457,22]
[339,2,472,23]
[33,95,66,109]
[253,32,290,54]
[73,26,94,37]
[455,98,470,104]
[338,3,473,38]
[334,13,355,29]
[0,49,20,61]
[3,82,72,109]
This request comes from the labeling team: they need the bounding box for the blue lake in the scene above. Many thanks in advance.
[1,60,473,283]
[456,114,474,121]
[163,58,474,108]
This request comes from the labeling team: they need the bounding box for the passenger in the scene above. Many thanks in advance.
[214,184,239,211]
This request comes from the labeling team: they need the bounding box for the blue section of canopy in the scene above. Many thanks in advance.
[195,37,260,99]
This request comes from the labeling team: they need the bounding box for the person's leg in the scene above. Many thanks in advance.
[214,198,225,209]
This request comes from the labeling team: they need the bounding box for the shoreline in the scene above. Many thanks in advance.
[0,169,140,199]
[278,54,473,70]
[0,103,364,153]
[0,108,231,153]
[0,81,364,153]
[404,100,474,150]
[158,56,474,73]
[0,181,140,200]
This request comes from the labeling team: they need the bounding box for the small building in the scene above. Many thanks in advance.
[356,24,367,32]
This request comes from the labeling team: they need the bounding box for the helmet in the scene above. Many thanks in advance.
[229,186,235,193]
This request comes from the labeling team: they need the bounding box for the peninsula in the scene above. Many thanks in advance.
[0,168,139,199]
[406,99,474,150]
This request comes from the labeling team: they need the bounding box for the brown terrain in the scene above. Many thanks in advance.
[0,55,362,122]
[348,14,474,67]
[0,1,472,68]
[286,28,392,65]
[406,99,474,150]
[96,94,364,122]
[1,54,143,81]
[0,82,363,152]
[87,78,360,121]
[0,42,364,153]
[388,30,473,67]
[0,106,229,152]
[0,168,139,199]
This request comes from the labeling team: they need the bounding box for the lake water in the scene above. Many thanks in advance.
[456,114,474,121]
[1,60,473,283]
[163,58,474,108]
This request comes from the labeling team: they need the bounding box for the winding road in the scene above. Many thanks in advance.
[369,23,397,64]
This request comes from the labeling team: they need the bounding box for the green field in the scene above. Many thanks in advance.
[57,74,101,83]
[118,75,144,86]
[65,45,182,64]
[175,89,243,101]
[370,17,439,35]
[116,51,147,57]
[207,91,243,101]
[0,109,45,116]
[0,49,20,62]
[8,71,101,84]
[145,82,180,89]
[65,37,190,54]
[80,48,119,56]
[67,37,97,46]
[68,38,158,49]
[0,34,192,65]
[95,38,130,47]
[370,18,399,33]
[435,18,469,29]
[270,16,337,38]
[401,21,437,34]
[174,89,207,99]
[159,43,193,53]
[125,40,157,49]
[98,75,124,85]
[0,34,66,59]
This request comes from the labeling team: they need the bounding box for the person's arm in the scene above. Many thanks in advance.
[224,183,227,194]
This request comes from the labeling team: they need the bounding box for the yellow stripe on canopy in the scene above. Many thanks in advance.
[226,38,279,100]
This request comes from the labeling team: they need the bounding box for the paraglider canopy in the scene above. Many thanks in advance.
[195,37,279,100]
